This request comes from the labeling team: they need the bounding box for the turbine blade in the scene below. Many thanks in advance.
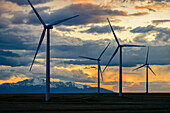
[79,56,97,61]
[99,63,103,82]
[27,0,46,26]
[29,28,46,71]
[146,47,149,64]
[132,64,146,71]
[98,42,111,59]
[47,15,79,26]
[107,18,120,46]
[148,65,156,76]
[121,44,146,47]
[103,46,119,73]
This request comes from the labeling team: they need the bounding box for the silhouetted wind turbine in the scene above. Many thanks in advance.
[27,0,79,101]
[133,47,156,93]
[79,42,111,94]
[103,18,145,96]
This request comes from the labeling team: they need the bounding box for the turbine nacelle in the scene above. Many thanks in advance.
[27,0,79,101]
[104,18,146,96]
[133,47,156,76]
[79,42,111,84]
[28,0,79,72]
[103,18,146,73]
[45,26,53,29]
[133,47,156,93]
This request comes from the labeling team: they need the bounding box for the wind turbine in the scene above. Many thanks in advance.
[103,18,145,96]
[27,0,79,101]
[133,47,156,93]
[79,42,111,94]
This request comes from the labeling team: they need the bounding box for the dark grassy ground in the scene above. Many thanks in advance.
[0,93,170,113]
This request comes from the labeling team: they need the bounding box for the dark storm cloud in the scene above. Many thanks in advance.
[3,0,170,27]
[11,3,128,26]
[0,49,40,67]
[0,50,19,57]
[0,56,31,67]
[0,5,11,28]
[0,69,15,80]
[82,25,126,34]
[130,45,170,65]
[148,8,156,12]
[130,25,170,42]
[1,33,169,68]
[102,81,118,85]
[5,0,53,5]
[0,33,32,50]
[0,44,34,67]
[0,18,11,28]
[0,34,169,69]
[29,6,50,14]
[0,49,32,67]
[10,11,28,24]
[44,3,127,25]
[51,69,97,83]
[151,0,169,2]
[50,39,113,59]
[133,34,148,43]
[0,28,43,67]
[0,24,44,51]
[0,50,20,66]
[129,0,169,2]
[130,25,155,33]
[105,0,169,3]
[152,19,170,25]
[129,12,149,16]
[0,22,169,68]
[109,0,169,2]
[50,39,170,67]
[56,27,74,32]
[3,27,30,34]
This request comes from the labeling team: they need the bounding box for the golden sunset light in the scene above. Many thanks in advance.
[0,0,169,95]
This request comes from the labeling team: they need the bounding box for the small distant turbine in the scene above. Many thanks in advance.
[27,0,79,101]
[79,42,111,94]
[133,47,156,93]
[103,18,145,96]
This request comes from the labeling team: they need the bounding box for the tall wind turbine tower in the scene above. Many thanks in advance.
[79,42,111,94]
[103,18,145,96]
[27,0,79,101]
[133,47,156,93]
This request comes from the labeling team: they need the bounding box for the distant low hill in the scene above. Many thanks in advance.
[0,78,114,94]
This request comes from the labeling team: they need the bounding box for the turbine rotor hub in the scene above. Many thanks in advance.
[45,26,53,29]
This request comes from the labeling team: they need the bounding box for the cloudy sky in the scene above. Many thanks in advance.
[0,0,170,93]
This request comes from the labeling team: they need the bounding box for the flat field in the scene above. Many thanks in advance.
[0,93,170,113]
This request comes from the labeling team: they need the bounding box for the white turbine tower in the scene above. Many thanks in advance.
[79,42,111,94]
[103,18,145,96]
[27,0,79,101]
[133,47,156,93]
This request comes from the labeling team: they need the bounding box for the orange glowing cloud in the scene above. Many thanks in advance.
[52,64,150,91]
[0,74,30,84]
[135,4,167,10]
[80,65,170,92]
[54,64,119,91]
[54,64,98,77]
[73,0,92,4]
[50,78,61,82]
[0,0,21,12]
